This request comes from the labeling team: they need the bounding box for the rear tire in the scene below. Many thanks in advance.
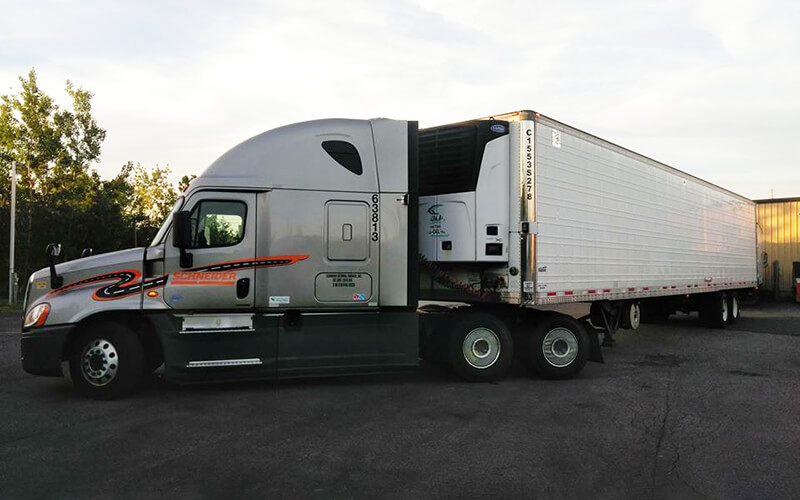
[448,313,514,382]
[69,322,144,400]
[525,314,589,380]
[621,302,641,330]
[727,293,740,324]
[699,292,728,329]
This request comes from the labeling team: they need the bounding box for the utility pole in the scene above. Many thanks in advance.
[9,161,16,305]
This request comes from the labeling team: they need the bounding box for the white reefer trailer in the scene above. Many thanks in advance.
[20,110,757,399]
[417,110,756,308]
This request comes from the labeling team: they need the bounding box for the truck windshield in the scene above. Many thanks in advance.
[150,196,185,247]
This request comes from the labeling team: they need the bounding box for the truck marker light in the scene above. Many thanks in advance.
[147,290,159,298]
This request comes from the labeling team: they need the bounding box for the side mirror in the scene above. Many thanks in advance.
[45,243,63,289]
[172,211,193,268]
[46,243,62,258]
[172,211,192,248]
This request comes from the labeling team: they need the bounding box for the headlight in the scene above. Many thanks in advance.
[24,303,50,328]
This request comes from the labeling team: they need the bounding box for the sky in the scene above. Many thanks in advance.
[1,0,799,200]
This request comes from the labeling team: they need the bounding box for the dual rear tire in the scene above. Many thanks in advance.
[727,294,740,324]
[448,313,514,382]
[445,312,589,382]
[522,314,589,379]
[700,291,739,328]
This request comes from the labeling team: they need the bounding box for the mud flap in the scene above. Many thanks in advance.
[582,319,604,363]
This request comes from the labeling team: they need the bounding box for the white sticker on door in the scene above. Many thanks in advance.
[269,296,290,307]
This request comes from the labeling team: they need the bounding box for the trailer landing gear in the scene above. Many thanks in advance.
[587,301,641,347]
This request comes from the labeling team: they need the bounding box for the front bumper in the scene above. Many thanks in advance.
[21,325,74,377]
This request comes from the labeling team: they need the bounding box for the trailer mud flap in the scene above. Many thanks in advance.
[582,320,604,363]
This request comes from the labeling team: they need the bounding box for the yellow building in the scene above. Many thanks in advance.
[755,197,800,298]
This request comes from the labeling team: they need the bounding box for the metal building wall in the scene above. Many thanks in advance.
[756,198,800,297]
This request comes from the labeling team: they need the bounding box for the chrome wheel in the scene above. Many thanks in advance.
[731,296,739,319]
[462,328,501,369]
[80,338,119,387]
[542,327,579,368]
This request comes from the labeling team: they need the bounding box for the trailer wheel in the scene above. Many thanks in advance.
[69,322,144,400]
[727,293,740,324]
[448,313,513,382]
[700,292,728,329]
[621,302,641,330]
[525,314,589,380]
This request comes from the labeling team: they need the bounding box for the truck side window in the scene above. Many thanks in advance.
[322,140,362,175]
[188,200,247,248]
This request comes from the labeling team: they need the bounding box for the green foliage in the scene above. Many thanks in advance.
[125,162,179,245]
[0,69,192,299]
[202,214,241,247]
[129,162,178,221]
[179,174,197,192]
[0,302,22,313]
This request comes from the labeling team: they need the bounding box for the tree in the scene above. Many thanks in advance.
[0,69,106,291]
[126,162,179,245]
[1,69,195,300]
[179,174,196,192]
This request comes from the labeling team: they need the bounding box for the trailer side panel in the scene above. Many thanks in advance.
[533,116,757,304]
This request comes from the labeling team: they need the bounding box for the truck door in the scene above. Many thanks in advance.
[160,191,278,378]
[163,191,257,310]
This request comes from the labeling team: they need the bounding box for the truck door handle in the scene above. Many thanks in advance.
[236,278,250,299]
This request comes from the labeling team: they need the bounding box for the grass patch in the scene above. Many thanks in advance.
[0,303,23,313]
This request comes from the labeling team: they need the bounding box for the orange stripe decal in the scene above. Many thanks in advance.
[50,255,310,302]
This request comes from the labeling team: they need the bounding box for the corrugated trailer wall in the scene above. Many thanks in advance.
[756,198,800,297]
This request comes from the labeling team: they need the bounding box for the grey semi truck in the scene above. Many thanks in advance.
[20,110,758,399]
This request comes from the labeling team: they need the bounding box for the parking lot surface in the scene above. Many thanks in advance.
[1,302,799,499]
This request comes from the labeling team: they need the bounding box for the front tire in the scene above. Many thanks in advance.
[525,314,589,380]
[448,313,514,382]
[69,322,144,400]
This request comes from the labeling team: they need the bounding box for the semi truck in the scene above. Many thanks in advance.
[20,110,758,399]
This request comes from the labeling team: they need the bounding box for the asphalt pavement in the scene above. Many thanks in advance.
[1,302,799,499]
